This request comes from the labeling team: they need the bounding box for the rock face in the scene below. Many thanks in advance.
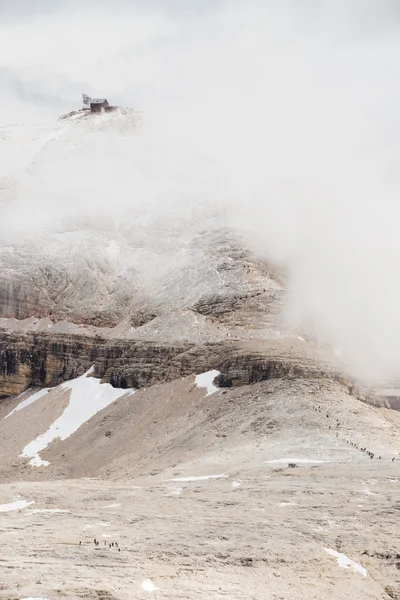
[0,221,315,400]
[0,330,331,399]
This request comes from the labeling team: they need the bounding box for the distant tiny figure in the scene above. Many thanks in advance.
[392,457,395,462]
[115,542,118,548]
[79,541,81,546]
[118,548,121,552]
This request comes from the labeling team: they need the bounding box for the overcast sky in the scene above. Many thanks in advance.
[1,0,400,118]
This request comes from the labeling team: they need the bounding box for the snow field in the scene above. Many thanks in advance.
[20,368,134,467]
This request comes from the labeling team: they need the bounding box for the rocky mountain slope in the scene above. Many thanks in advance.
[0,111,399,600]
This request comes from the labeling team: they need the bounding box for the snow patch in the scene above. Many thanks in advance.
[105,241,120,261]
[103,504,121,508]
[195,370,220,396]
[21,368,133,467]
[325,548,367,576]
[168,487,183,495]
[21,597,49,600]
[0,500,34,512]
[4,388,51,419]
[83,521,110,530]
[27,509,70,514]
[171,474,227,482]
[266,458,326,464]
[232,480,242,487]
[142,579,157,592]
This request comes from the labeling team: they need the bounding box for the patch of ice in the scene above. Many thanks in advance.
[171,474,227,482]
[27,509,70,514]
[360,489,376,496]
[21,368,134,467]
[4,388,51,419]
[21,597,49,600]
[103,504,120,508]
[29,456,50,467]
[325,548,367,577]
[195,370,220,396]
[169,487,183,495]
[266,458,326,464]
[297,336,306,342]
[0,500,34,512]
[102,534,112,538]
[142,579,157,592]
[83,521,110,530]
[278,502,298,507]
[232,480,242,487]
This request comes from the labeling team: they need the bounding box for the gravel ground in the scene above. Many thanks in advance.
[0,376,399,599]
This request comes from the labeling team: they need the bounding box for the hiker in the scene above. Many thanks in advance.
[79,541,81,546]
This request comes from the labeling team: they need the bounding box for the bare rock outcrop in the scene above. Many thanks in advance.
[0,329,334,400]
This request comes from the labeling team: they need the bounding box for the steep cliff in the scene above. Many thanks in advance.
[0,329,334,399]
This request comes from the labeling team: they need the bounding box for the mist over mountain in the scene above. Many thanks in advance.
[1,0,400,382]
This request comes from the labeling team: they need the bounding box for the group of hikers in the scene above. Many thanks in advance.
[344,439,396,461]
[79,538,121,551]
[313,405,397,462]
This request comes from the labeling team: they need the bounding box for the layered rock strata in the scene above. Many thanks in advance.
[0,331,333,399]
